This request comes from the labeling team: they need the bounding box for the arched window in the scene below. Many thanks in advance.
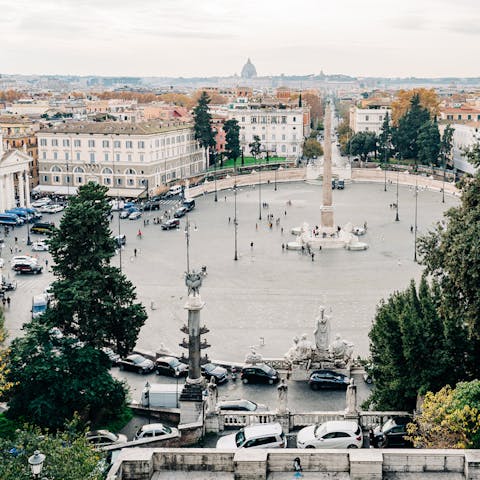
[51,165,62,172]
[73,167,85,173]
[102,167,113,175]
[125,168,137,175]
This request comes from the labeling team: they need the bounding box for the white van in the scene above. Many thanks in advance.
[32,294,49,319]
[141,383,184,408]
[168,185,183,196]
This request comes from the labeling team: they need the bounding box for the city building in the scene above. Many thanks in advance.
[36,121,206,197]
[0,115,40,187]
[349,105,391,134]
[0,131,32,211]
[240,58,257,79]
[443,122,480,174]
[440,106,480,122]
[226,103,308,160]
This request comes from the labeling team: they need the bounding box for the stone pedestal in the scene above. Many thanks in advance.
[179,383,204,425]
[350,450,383,480]
[184,294,205,384]
[465,451,480,479]
[234,449,267,480]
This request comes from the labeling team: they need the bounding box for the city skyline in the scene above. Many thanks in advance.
[1,0,479,78]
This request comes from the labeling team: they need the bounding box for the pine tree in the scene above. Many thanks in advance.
[223,119,241,164]
[192,91,215,166]
[417,119,441,167]
[378,111,391,162]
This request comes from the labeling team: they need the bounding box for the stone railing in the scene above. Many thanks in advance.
[221,411,279,428]
[290,411,346,428]
[359,411,412,429]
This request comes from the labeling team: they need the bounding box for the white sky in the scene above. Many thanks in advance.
[1,0,479,77]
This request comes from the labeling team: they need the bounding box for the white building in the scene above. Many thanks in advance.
[446,122,480,174]
[36,122,206,197]
[0,132,33,211]
[349,106,391,134]
[225,105,306,159]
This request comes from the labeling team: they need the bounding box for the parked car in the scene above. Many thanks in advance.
[114,234,126,247]
[183,199,195,212]
[140,200,161,211]
[11,255,38,268]
[13,262,43,274]
[217,399,268,412]
[31,222,55,234]
[86,430,127,448]
[134,423,178,441]
[32,240,49,251]
[337,179,345,190]
[296,420,363,449]
[308,370,350,390]
[102,347,120,365]
[372,417,412,448]
[120,207,139,219]
[41,204,64,214]
[117,354,154,374]
[161,218,180,230]
[240,364,280,385]
[155,356,188,377]
[31,197,51,208]
[216,422,286,449]
[173,206,188,218]
[129,210,142,220]
[201,363,228,384]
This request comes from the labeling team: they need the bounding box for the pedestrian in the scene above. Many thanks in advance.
[134,248,137,257]
[282,243,285,251]
[143,219,146,227]
[224,196,227,202]
[250,241,254,248]
[284,210,287,216]
[14,236,17,244]
[9,246,13,254]
[410,225,414,233]
[311,252,315,261]
[281,227,284,234]
[1,297,5,308]
[137,229,143,239]
[45,259,48,269]
[369,428,375,448]
[6,297,10,308]
[256,223,258,230]
[228,217,231,224]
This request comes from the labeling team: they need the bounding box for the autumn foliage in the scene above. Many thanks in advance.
[391,88,440,125]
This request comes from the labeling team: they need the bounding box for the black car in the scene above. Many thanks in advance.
[155,356,188,377]
[308,370,350,390]
[140,200,161,211]
[161,218,180,230]
[201,363,228,384]
[173,207,188,218]
[240,364,280,385]
[13,263,43,275]
[118,354,154,374]
[372,417,413,448]
[31,222,55,234]
[217,399,268,412]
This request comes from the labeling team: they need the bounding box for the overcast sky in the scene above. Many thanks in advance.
[1,0,479,78]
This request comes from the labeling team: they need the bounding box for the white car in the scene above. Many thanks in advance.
[32,198,52,208]
[11,255,38,268]
[134,423,178,441]
[296,420,363,449]
[129,211,142,220]
[32,241,49,251]
[86,430,128,448]
[216,422,286,449]
[41,204,64,214]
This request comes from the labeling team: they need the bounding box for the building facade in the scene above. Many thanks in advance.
[444,122,480,174]
[227,106,306,159]
[349,106,391,134]
[37,122,206,197]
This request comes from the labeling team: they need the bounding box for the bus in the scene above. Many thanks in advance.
[0,213,23,226]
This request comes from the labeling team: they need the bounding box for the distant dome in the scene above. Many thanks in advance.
[241,58,257,79]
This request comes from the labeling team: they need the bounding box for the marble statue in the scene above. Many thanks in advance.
[297,333,314,361]
[345,378,357,415]
[314,306,330,353]
[284,336,300,362]
[245,346,263,365]
[206,377,218,414]
[329,334,354,367]
[185,271,202,296]
[277,378,288,414]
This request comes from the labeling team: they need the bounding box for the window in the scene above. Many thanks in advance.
[65,152,69,160]
[127,154,132,162]
[102,167,113,174]
[66,175,71,184]
[52,139,58,146]
[51,166,62,172]
[281,145,286,153]
[138,141,145,149]
[76,152,81,161]
[77,177,83,183]
[42,151,46,160]
[114,140,121,148]
[54,175,60,183]
[126,140,133,149]
[365,115,369,121]
[293,146,296,152]
[40,138,47,146]
[73,167,85,173]
[116,153,120,162]
[90,152,95,162]
[117,178,122,185]
[262,134,265,140]
[53,152,58,160]
[251,117,257,123]
[282,134,286,141]
[74,139,81,147]
[88,139,95,148]
[63,139,70,147]
[43,175,48,182]
[127,178,134,186]
[102,140,110,148]
[104,178,111,185]
[281,116,286,124]
[104,153,109,161]
[140,154,144,162]
[293,116,296,122]
[271,117,277,124]
[272,134,276,140]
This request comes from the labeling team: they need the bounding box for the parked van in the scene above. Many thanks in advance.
[183,199,195,212]
[141,383,184,409]
[0,213,23,226]
[32,294,49,319]
[168,185,183,196]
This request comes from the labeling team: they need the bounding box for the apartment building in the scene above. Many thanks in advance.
[37,121,206,197]
[349,106,391,134]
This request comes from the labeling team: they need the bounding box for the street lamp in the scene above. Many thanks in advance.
[442,151,447,204]
[274,167,278,191]
[24,172,32,246]
[414,179,418,262]
[395,169,400,222]
[384,144,388,192]
[184,214,198,273]
[234,159,238,261]
[213,150,218,202]
[145,380,151,424]
[258,156,262,221]
[28,450,45,479]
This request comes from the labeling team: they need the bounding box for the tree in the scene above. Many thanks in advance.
[5,321,127,429]
[377,111,392,161]
[391,94,430,162]
[47,183,147,356]
[391,88,440,125]
[406,382,480,449]
[0,309,13,400]
[440,124,455,168]
[249,135,262,159]
[336,120,353,155]
[417,119,441,167]
[223,119,241,164]
[302,138,323,159]
[347,131,377,162]
[192,91,215,166]
[302,92,324,128]
[0,418,104,480]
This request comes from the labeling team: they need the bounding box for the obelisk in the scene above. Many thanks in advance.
[321,103,335,230]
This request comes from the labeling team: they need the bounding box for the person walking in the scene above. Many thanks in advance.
[250,241,254,248]
[137,229,143,239]
[45,259,49,270]
[311,252,315,261]
[134,248,137,257]
[6,297,10,308]
[1,297,6,308]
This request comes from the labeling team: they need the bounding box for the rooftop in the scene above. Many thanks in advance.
[39,121,193,135]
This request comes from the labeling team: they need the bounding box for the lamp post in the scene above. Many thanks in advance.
[25,172,32,245]
[258,156,262,221]
[384,145,388,192]
[213,150,218,202]
[414,178,418,262]
[234,159,238,261]
[395,169,400,222]
[184,214,198,273]
[28,450,45,479]
[274,167,278,191]
[442,151,446,204]
[145,380,151,424]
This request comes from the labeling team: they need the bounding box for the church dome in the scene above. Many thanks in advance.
[241,58,257,79]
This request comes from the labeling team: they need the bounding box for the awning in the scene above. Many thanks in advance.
[32,185,78,195]
[106,188,145,199]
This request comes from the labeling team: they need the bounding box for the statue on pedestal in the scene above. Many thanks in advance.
[345,378,357,415]
[206,377,218,414]
[329,334,354,367]
[185,271,202,296]
[277,379,288,414]
[314,306,330,356]
[245,346,263,365]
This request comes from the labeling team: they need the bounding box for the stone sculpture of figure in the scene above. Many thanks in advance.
[297,334,314,361]
[245,346,263,365]
[277,378,288,414]
[329,334,354,366]
[314,306,330,353]
[185,271,202,296]
[345,378,357,415]
[284,336,300,362]
[206,377,218,414]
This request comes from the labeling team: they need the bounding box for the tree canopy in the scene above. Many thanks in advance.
[223,119,241,164]
[347,131,377,162]
[193,92,215,166]
[302,138,323,159]
[417,118,441,166]
[391,88,440,125]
